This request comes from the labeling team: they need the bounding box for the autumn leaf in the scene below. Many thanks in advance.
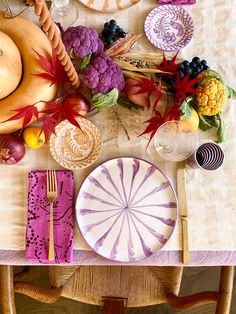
[1,105,39,129]
[156,52,183,75]
[62,100,82,129]
[163,98,192,122]
[33,48,67,85]
[40,116,57,143]
[153,82,162,112]
[139,111,164,146]
[173,74,200,103]
[39,100,82,130]
[164,104,181,121]
[132,77,161,109]
[39,101,63,120]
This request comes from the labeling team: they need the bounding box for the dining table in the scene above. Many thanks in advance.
[0,0,236,267]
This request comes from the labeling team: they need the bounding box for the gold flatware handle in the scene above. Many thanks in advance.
[177,161,190,265]
[48,202,54,261]
[181,217,189,265]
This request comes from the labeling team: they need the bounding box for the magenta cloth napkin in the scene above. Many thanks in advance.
[159,0,196,4]
[26,170,74,264]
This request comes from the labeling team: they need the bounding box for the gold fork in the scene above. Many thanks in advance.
[46,170,58,261]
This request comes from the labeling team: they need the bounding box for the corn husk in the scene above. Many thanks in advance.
[105,33,142,58]
[114,52,172,79]
[116,52,164,65]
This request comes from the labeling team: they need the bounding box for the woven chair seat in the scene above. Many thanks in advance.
[49,266,183,307]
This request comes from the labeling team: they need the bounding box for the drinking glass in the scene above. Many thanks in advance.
[153,120,199,162]
[50,0,78,29]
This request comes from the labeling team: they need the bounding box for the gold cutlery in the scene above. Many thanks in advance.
[177,161,189,265]
[46,170,58,261]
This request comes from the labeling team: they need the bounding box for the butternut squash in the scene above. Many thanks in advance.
[0,13,57,134]
[0,31,22,99]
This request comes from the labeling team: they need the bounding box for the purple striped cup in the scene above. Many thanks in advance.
[187,142,224,170]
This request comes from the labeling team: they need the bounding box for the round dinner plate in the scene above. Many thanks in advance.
[78,0,141,12]
[144,5,194,51]
[49,118,102,170]
[76,157,177,262]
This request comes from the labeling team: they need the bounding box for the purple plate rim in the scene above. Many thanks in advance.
[75,156,178,263]
[144,4,194,52]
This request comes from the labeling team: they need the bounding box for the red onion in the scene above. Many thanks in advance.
[63,93,91,116]
[0,135,25,165]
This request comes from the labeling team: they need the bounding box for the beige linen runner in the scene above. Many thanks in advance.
[0,0,236,256]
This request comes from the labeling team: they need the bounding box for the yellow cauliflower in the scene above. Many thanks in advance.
[196,78,228,116]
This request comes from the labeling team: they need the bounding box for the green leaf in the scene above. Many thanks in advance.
[226,85,236,99]
[179,98,192,120]
[69,51,91,71]
[198,76,216,86]
[80,55,91,71]
[117,97,144,111]
[92,88,119,110]
[202,69,225,84]
[199,114,220,131]
[216,112,226,143]
[69,49,75,59]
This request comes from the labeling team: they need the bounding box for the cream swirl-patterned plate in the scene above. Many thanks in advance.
[49,118,102,170]
[78,0,141,12]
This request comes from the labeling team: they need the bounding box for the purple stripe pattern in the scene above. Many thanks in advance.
[76,157,177,262]
[144,5,194,52]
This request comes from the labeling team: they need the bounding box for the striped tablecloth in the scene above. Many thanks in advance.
[0,0,236,265]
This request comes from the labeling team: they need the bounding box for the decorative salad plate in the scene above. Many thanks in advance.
[76,157,177,262]
[49,118,102,170]
[144,5,194,51]
[78,0,141,12]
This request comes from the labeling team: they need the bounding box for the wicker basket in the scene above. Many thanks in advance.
[26,0,80,88]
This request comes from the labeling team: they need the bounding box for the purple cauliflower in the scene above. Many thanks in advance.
[62,26,104,59]
[83,54,125,94]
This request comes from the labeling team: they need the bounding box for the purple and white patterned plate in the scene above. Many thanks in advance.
[76,157,177,262]
[144,5,194,51]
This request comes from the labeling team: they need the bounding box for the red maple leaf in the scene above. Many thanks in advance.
[40,116,57,143]
[132,77,161,110]
[39,101,63,120]
[173,74,200,103]
[139,111,165,146]
[153,81,162,112]
[164,104,181,121]
[2,105,39,129]
[33,48,67,86]
[156,52,183,75]
[39,100,82,129]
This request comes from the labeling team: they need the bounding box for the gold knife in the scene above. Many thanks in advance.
[177,160,189,265]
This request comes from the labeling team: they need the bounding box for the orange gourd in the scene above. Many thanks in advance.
[0,13,57,134]
[0,30,22,99]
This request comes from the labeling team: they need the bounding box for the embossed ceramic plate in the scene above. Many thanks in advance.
[76,157,177,262]
[78,0,141,12]
[144,5,194,51]
[49,118,102,170]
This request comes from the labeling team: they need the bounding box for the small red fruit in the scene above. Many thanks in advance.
[124,78,148,107]
[63,93,91,116]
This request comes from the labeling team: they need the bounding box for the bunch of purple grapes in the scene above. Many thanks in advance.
[101,20,126,46]
[177,57,209,80]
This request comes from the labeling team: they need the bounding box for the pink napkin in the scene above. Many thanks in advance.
[26,170,74,264]
[159,0,196,4]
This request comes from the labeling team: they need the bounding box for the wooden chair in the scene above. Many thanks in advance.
[0,265,234,314]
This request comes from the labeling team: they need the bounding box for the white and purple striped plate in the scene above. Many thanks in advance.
[76,157,177,262]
